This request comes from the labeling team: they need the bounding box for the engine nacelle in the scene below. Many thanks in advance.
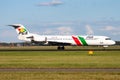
[33,36,45,42]
[27,35,48,45]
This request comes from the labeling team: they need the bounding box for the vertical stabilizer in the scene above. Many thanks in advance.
[9,24,29,35]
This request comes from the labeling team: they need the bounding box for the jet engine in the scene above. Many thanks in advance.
[26,36,48,45]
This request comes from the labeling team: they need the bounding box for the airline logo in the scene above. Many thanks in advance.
[72,36,88,46]
[17,27,28,35]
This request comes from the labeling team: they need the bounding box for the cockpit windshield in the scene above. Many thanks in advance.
[105,38,111,40]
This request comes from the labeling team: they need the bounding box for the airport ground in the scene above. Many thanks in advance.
[0,46,119,80]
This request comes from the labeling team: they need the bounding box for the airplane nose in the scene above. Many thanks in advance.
[111,41,116,45]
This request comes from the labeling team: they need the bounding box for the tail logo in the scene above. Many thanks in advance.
[17,27,28,35]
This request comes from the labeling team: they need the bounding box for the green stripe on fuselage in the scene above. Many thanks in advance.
[78,36,88,46]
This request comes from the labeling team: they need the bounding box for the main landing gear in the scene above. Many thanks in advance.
[57,46,65,50]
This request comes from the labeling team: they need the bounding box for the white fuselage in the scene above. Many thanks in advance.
[18,34,115,46]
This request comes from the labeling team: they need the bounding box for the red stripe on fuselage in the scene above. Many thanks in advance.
[72,36,82,46]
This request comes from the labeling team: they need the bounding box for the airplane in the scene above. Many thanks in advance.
[37,0,63,6]
[9,24,115,50]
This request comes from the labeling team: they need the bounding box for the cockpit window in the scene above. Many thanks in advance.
[105,38,111,40]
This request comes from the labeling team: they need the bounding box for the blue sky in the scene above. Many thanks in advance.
[0,0,120,42]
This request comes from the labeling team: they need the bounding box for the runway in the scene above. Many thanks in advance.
[0,49,120,51]
[0,46,120,51]
[0,68,120,72]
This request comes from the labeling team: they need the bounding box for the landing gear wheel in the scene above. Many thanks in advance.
[58,46,61,50]
[57,46,65,50]
[61,46,65,50]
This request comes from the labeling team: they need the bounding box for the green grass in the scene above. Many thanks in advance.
[0,51,119,68]
[0,47,120,80]
[0,72,119,80]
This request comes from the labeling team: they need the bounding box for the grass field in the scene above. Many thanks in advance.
[0,72,120,80]
[0,46,119,80]
[0,50,119,68]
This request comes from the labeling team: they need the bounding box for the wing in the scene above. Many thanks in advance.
[48,41,71,46]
